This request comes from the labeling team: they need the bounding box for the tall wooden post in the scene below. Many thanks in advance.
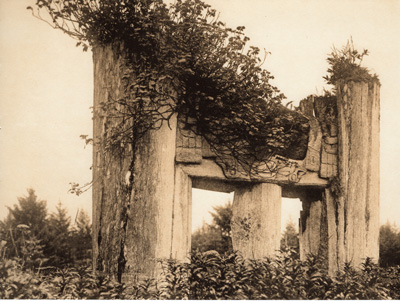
[336,81,380,269]
[93,44,178,281]
[122,113,177,282]
[92,44,134,279]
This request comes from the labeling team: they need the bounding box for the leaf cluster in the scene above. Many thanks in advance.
[156,252,400,300]
[324,38,380,87]
[29,0,310,177]
[2,249,400,299]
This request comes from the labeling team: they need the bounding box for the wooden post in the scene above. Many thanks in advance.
[299,200,322,260]
[325,188,339,275]
[336,81,380,269]
[298,189,328,264]
[123,114,177,281]
[92,44,133,279]
[93,43,177,281]
[231,183,281,259]
[170,165,192,262]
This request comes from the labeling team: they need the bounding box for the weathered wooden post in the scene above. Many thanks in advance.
[92,44,133,280]
[299,192,325,261]
[297,83,380,274]
[334,80,380,270]
[231,183,281,259]
[92,44,178,281]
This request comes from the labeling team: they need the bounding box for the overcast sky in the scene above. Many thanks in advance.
[1,0,399,230]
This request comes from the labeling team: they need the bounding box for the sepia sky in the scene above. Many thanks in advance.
[1,0,400,230]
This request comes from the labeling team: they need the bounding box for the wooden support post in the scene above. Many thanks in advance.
[299,200,322,260]
[123,114,177,282]
[325,188,339,275]
[93,43,178,282]
[366,82,380,262]
[231,183,281,259]
[92,44,134,279]
[336,81,380,269]
[170,166,192,262]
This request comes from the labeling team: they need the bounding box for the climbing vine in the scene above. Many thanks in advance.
[29,0,308,178]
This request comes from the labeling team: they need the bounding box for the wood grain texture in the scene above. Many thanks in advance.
[336,81,380,269]
[231,183,281,259]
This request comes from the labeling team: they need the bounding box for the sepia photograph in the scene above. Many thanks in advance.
[0,0,399,299]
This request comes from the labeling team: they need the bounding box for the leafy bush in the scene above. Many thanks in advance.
[165,251,399,300]
[380,222,400,267]
[0,258,61,299]
[2,249,399,299]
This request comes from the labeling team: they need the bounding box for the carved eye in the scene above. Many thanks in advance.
[289,173,298,183]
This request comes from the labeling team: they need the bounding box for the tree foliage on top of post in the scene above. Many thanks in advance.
[28,0,310,178]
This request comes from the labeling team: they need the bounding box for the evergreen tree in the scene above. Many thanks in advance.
[47,201,72,266]
[1,189,93,268]
[6,188,48,240]
[210,202,232,239]
[1,189,48,262]
[71,209,92,262]
[281,219,299,254]
[192,202,233,254]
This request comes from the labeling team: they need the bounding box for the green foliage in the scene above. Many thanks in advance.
[280,219,299,254]
[6,188,48,243]
[0,258,125,299]
[71,210,92,262]
[1,189,92,269]
[161,252,400,299]
[210,202,232,238]
[3,191,399,299]
[47,201,73,266]
[1,189,48,265]
[192,202,233,254]
[191,224,230,254]
[1,249,400,299]
[0,259,52,299]
[379,222,400,267]
[29,0,310,178]
[324,38,380,87]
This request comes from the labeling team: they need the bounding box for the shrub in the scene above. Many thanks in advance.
[1,250,400,299]
[0,259,52,299]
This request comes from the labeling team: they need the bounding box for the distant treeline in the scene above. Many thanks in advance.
[0,188,91,269]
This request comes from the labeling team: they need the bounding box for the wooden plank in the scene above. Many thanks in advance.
[180,159,329,187]
[192,178,237,193]
[299,199,322,259]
